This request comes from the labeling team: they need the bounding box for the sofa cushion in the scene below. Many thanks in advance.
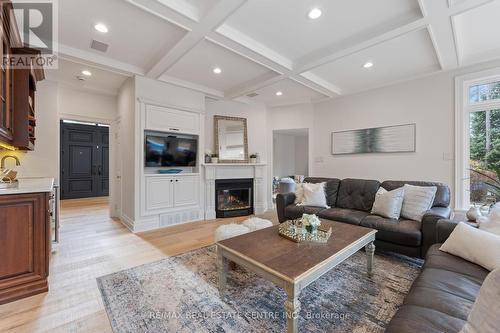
[424,244,489,281]
[304,177,341,207]
[381,180,450,208]
[336,178,380,212]
[284,205,325,220]
[360,215,422,246]
[385,305,466,333]
[318,208,369,225]
[411,268,483,303]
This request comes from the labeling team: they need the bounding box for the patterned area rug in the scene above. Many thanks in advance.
[97,246,422,333]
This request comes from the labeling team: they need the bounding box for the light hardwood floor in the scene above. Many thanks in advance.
[0,197,277,333]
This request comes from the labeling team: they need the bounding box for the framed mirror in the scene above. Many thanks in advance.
[214,115,248,163]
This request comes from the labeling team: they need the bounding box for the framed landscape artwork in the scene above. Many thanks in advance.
[331,124,416,155]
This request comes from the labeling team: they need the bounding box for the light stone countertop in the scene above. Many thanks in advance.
[0,177,55,195]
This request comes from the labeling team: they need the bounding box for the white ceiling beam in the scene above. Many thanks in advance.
[124,0,197,31]
[224,72,285,99]
[294,73,341,97]
[57,44,144,76]
[294,18,427,74]
[159,74,224,99]
[448,0,495,16]
[419,0,459,70]
[145,0,248,79]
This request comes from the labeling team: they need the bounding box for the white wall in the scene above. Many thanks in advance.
[204,100,267,159]
[58,85,117,123]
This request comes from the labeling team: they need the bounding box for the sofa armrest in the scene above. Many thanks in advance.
[420,206,452,257]
[436,219,460,243]
[276,193,296,223]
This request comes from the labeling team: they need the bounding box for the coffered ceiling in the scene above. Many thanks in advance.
[52,0,500,105]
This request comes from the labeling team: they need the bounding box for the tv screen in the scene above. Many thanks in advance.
[145,135,197,167]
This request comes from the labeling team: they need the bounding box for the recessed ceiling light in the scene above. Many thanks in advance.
[213,67,222,74]
[94,23,109,33]
[81,70,92,76]
[276,91,283,96]
[308,8,322,20]
[363,62,374,69]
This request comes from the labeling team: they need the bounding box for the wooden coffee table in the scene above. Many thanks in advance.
[216,219,377,333]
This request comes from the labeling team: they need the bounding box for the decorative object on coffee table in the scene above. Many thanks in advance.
[217,219,377,333]
[302,213,321,234]
[279,220,332,244]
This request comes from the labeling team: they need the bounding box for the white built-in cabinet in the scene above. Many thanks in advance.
[138,101,204,231]
[145,174,199,212]
[145,105,200,135]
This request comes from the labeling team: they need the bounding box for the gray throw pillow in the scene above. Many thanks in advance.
[460,268,500,333]
[371,187,404,219]
[400,184,437,222]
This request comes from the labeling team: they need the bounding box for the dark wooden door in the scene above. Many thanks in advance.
[60,121,109,199]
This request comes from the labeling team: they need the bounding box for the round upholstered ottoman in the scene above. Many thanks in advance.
[242,217,273,231]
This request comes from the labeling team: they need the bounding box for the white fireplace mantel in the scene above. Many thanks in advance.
[202,163,267,220]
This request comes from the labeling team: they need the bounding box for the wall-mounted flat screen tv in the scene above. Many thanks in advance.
[145,134,197,167]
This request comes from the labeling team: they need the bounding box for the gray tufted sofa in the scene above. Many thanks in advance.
[276,177,452,258]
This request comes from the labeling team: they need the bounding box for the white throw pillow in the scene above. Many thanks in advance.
[371,187,405,219]
[479,207,500,236]
[400,184,437,222]
[460,268,500,333]
[301,182,329,208]
[294,183,304,204]
[440,222,500,271]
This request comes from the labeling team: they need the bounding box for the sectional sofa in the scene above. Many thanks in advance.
[276,177,452,258]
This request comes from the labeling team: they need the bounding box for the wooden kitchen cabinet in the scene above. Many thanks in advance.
[0,192,50,304]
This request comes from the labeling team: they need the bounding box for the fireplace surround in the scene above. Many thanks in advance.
[215,179,254,218]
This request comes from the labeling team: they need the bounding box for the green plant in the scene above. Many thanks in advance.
[211,153,218,158]
[249,154,258,159]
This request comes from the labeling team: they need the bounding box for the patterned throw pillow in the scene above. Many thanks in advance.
[371,187,405,219]
[400,184,437,222]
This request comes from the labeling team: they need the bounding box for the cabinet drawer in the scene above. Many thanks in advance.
[145,106,199,134]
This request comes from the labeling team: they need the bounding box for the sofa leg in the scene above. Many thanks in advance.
[366,242,375,277]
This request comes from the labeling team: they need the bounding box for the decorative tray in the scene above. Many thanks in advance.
[278,220,332,244]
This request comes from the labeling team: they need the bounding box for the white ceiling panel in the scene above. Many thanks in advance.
[220,0,422,61]
[249,79,327,104]
[46,59,128,95]
[306,29,440,94]
[157,0,220,22]
[59,0,188,70]
[453,0,500,66]
[165,39,277,92]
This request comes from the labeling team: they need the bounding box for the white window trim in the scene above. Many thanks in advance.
[455,67,500,210]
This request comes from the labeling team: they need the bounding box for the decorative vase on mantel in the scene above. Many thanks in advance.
[211,157,219,164]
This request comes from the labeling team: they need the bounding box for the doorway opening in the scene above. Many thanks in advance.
[60,120,110,200]
[272,128,309,201]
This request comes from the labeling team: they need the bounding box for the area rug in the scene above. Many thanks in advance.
[97,246,422,333]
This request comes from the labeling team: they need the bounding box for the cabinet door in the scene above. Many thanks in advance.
[0,193,48,286]
[145,105,199,134]
[174,176,199,207]
[145,177,174,211]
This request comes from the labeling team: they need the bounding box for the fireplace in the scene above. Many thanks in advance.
[215,179,254,218]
